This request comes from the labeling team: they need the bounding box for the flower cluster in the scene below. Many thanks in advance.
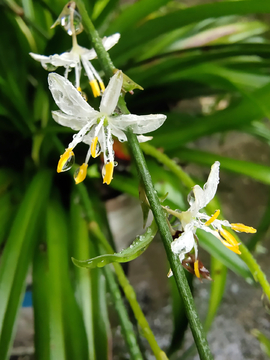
[31,2,166,185]
[30,2,120,97]
[166,162,256,278]
[48,71,166,184]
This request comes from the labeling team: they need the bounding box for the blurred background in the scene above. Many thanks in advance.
[1,0,270,359]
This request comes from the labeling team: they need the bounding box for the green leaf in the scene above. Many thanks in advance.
[111,1,270,64]
[204,257,227,332]
[47,199,88,360]
[70,193,96,360]
[72,219,158,269]
[106,0,171,34]
[173,147,270,185]
[32,241,51,360]
[251,329,270,358]
[197,229,253,282]
[0,170,52,360]
[149,81,270,150]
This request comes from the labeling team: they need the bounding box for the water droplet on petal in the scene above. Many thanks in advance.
[61,10,83,36]
[62,153,75,171]
[42,63,57,71]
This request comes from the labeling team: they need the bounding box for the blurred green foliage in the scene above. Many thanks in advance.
[1,0,270,358]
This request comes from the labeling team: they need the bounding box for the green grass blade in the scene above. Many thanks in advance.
[70,193,96,360]
[111,1,270,64]
[47,199,88,360]
[32,241,51,360]
[0,170,52,360]
[173,148,270,185]
[106,0,171,34]
[204,257,227,332]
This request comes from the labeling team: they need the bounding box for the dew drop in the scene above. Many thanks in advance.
[42,63,57,71]
[62,153,75,172]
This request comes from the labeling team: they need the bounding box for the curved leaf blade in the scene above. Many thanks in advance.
[72,220,158,269]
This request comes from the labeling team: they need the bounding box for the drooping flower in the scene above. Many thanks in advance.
[167,161,256,278]
[30,2,120,97]
[48,71,166,184]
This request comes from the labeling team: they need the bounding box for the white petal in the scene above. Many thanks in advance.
[189,161,220,213]
[51,111,88,130]
[50,52,79,67]
[48,73,98,118]
[200,224,222,240]
[203,161,220,204]
[109,124,127,142]
[102,33,121,51]
[171,229,195,261]
[113,114,166,134]
[137,135,153,143]
[30,53,51,63]
[100,70,123,115]
[81,34,120,61]
[81,48,97,61]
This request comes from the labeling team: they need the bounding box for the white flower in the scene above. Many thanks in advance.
[48,70,166,184]
[30,33,120,97]
[169,161,256,278]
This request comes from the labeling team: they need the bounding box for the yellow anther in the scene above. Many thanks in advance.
[89,79,100,97]
[219,229,241,254]
[99,81,105,92]
[103,162,114,185]
[194,260,200,278]
[231,223,257,234]
[220,240,241,255]
[204,209,220,226]
[91,137,99,158]
[57,148,74,173]
[220,229,239,247]
[74,163,88,184]
[77,86,82,92]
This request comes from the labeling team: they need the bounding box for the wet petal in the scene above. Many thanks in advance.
[50,52,79,67]
[51,111,88,130]
[137,135,153,143]
[114,113,166,134]
[48,73,98,118]
[171,229,195,262]
[82,34,120,61]
[100,70,123,115]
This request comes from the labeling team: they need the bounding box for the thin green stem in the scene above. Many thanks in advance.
[126,129,213,360]
[77,184,167,360]
[76,0,116,79]
[102,263,144,360]
[74,2,213,358]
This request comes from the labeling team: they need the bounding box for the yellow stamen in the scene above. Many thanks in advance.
[89,80,100,97]
[220,240,241,254]
[57,148,74,173]
[220,229,239,247]
[99,81,105,92]
[231,223,257,233]
[77,86,82,92]
[91,137,99,158]
[74,163,88,184]
[103,162,114,185]
[194,260,200,278]
[204,209,220,226]
[219,229,241,254]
